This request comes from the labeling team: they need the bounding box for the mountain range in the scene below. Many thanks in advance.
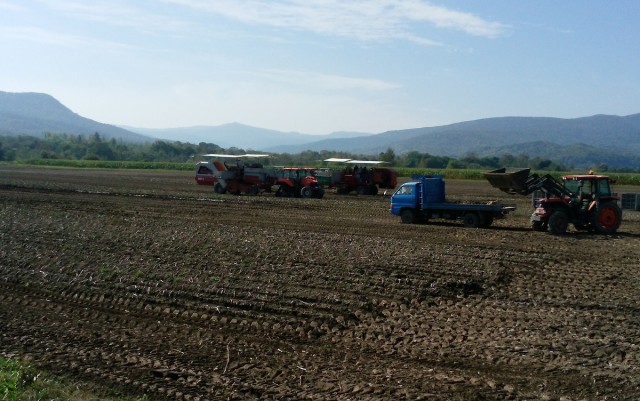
[1,90,639,169]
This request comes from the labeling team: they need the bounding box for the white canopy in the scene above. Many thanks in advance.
[324,158,386,165]
[202,153,270,158]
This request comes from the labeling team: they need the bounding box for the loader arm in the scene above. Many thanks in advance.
[484,168,571,198]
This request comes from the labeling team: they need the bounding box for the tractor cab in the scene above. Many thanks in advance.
[275,167,324,198]
[562,175,613,201]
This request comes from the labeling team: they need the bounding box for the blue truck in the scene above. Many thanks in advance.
[389,175,515,227]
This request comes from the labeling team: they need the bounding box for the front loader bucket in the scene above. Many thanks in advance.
[484,168,531,195]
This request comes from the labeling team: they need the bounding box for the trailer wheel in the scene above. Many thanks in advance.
[463,212,480,228]
[245,185,260,195]
[400,209,416,224]
[214,183,226,194]
[592,201,622,234]
[548,211,568,235]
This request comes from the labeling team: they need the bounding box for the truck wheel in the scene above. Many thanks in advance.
[400,209,416,224]
[463,213,480,228]
[214,183,226,194]
[592,201,622,234]
[548,211,568,235]
[479,213,494,228]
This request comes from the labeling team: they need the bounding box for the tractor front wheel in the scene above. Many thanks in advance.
[592,201,622,234]
[548,211,568,235]
[300,186,312,198]
[531,220,546,231]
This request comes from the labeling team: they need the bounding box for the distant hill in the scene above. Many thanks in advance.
[268,114,640,169]
[0,91,151,143]
[123,124,370,150]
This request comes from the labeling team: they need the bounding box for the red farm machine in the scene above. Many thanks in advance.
[275,167,325,198]
[484,168,622,235]
[194,154,277,195]
[324,158,397,195]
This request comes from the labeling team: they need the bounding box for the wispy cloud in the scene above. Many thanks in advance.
[254,69,401,91]
[0,25,135,51]
[35,0,195,35]
[0,1,27,12]
[161,0,508,44]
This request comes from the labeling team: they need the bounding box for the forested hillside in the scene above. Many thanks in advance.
[0,133,573,172]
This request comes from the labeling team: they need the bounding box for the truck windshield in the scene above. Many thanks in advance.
[395,185,413,195]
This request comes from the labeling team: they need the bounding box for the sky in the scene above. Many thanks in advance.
[1,1,639,135]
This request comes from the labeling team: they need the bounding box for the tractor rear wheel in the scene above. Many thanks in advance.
[548,211,568,235]
[400,209,416,224]
[462,212,480,228]
[592,201,622,234]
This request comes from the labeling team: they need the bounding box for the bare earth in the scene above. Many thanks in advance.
[1,166,640,400]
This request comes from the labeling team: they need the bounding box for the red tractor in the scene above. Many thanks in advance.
[195,154,278,195]
[275,167,325,198]
[485,168,622,235]
[324,158,397,195]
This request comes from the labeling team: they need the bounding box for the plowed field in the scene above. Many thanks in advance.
[2,166,640,400]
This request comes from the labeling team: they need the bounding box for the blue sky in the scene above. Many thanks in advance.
[1,1,639,135]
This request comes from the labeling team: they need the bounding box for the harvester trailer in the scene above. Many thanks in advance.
[484,168,622,235]
[324,158,397,195]
[389,175,515,227]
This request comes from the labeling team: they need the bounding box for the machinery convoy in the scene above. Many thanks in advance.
[195,155,396,197]
[484,168,622,235]
[389,175,515,227]
[195,155,624,234]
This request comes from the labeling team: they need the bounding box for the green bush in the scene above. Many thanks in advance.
[0,356,148,401]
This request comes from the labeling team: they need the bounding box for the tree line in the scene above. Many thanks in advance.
[0,132,567,171]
